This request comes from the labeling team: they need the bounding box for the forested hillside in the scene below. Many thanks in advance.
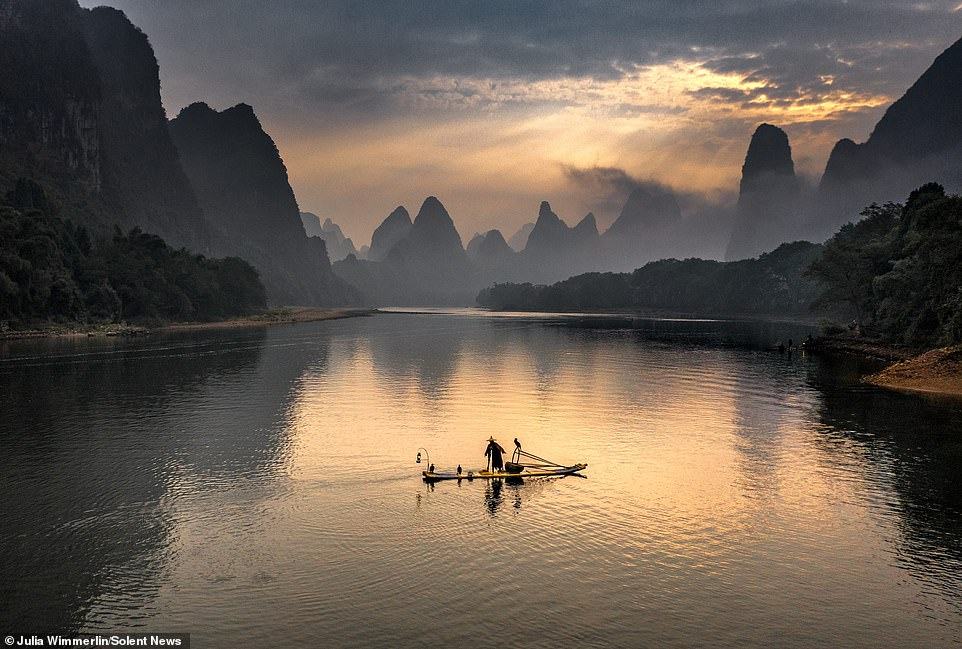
[0,180,265,328]
[808,183,962,347]
[477,241,822,317]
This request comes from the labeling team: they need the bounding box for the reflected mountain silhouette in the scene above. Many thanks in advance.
[0,329,269,631]
[369,316,465,400]
[727,352,819,498]
[0,326,333,632]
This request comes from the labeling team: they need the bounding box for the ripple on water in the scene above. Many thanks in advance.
[1,312,961,647]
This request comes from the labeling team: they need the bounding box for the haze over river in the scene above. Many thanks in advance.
[2,310,961,647]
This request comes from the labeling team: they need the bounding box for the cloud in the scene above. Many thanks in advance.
[561,165,734,225]
[562,165,644,218]
[76,0,962,242]
[83,0,962,124]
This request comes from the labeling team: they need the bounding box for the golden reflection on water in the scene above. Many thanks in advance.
[2,312,960,646]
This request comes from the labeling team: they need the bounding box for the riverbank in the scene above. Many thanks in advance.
[865,345,962,398]
[0,307,373,340]
[163,307,373,332]
[811,335,916,362]
[481,306,821,325]
[812,335,962,398]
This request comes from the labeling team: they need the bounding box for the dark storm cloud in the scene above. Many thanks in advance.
[83,0,962,122]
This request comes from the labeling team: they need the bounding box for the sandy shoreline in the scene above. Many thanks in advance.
[812,336,962,398]
[162,307,373,332]
[865,346,962,398]
[0,307,374,340]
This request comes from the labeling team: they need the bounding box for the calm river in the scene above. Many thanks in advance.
[1,310,961,647]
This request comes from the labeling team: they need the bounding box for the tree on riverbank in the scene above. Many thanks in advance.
[0,179,266,328]
[809,183,962,347]
[477,240,822,316]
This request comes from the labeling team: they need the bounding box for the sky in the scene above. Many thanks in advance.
[80,0,962,245]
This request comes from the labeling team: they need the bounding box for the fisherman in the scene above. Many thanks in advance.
[484,436,506,472]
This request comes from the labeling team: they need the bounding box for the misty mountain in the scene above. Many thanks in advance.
[606,187,679,240]
[602,185,686,270]
[508,222,535,251]
[725,124,801,261]
[367,206,412,261]
[473,229,518,285]
[300,212,358,261]
[0,0,210,251]
[385,196,478,300]
[524,202,574,255]
[169,102,358,306]
[390,197,465,259]
[330,254,401,305]
[334,197,479,305]
[300,212,323,237]
[518,202,601,283]
[814,34,962,238]
[475,230,515,264]
[572,212,599,241]
[335,187,736,305]
[465,232,485,260]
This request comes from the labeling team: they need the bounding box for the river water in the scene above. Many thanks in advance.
[1,310,961,647]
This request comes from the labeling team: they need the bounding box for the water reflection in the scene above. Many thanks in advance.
[484,480,503,516]
[369,317,465,401]
[1,312,961,646]
[0,329,270,630]
[0,326,335,632]
[804,354,962,615]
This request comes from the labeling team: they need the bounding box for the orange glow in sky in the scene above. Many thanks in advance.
[282,59,891,242]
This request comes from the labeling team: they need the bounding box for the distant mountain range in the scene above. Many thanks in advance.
[334,197,479,304]
[334,27,962,308]
[5,0,962,308]
[507,222,535,252]
[727,34,962,259]
[300,212,358,261]
[333,191,724,305]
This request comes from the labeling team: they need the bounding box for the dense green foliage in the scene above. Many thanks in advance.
[477,241,822,316]
[809,183,962,346]
[0,180,266,328]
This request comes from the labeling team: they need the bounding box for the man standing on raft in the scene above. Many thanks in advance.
[484,437,506,472]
